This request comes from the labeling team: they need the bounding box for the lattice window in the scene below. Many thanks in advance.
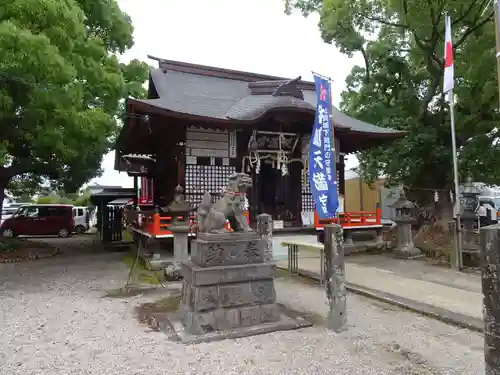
[301,168,314,211]
[301,135,314,212]
[301,193,315,212]
[184,164,236,209]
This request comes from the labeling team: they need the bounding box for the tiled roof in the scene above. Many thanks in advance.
[226,95,315,121]
[130,58,403,136]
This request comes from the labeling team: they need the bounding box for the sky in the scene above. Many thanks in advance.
[89,0,363,188]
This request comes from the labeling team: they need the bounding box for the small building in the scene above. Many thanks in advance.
[86,184,123,196]
[114,57,403,231]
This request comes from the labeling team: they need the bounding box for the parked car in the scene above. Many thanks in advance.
[72,206,90,234]
[1,203,29,226]
[0,204,74,238]
[475,195,500,226]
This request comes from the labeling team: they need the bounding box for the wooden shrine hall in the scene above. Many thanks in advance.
[114,56,404,232]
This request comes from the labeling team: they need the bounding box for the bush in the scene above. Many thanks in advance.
[0,239,22,253]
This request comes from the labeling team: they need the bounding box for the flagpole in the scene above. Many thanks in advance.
[449,91,463,271]
[443,13,462,271]
[494,0,500,108]
[328,78,340,214]
[328,78,336,165]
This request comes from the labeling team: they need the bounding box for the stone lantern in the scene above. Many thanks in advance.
[389,190,422,259]
[165,185,193,280]
[460,177,481,251]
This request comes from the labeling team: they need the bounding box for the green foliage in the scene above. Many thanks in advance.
[36,189,92,206]
[0,239,20,253]
[73,189,92,206]
[0,0,149,202]
[16,194,33,203]
[286,0,499,189]
[36,196,58,204]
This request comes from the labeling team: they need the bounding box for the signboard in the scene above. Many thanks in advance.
[122,155,155,177]
[308,73,339,218]
[254,132,298,153]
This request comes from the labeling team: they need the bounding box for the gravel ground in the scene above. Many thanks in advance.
[0,241,484,375]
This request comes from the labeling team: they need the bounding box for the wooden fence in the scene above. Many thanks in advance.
[344,178,384,213]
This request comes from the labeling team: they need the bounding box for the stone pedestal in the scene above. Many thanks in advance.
[375,228,383,243]
[140,237,171,271]
[165,225,190,281]
[181,232,279,333]
[167,231,311,343]
[343,231,354,246]
[462,215,480,252]
[393,218,423,259]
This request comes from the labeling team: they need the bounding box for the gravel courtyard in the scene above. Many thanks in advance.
[0,242,484,375]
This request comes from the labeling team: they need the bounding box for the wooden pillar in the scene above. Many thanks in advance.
[324,224,347,332]
[102,203,110,243]
[251,168,260,223]
[288,141,302,226]
[337,154,345,196]
[479,224,500,375]
[177,146,185,188]
[359,176,364,211]
[237,131,258,222]
[133,176,138,209]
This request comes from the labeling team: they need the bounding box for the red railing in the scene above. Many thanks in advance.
[135,211,250,238]
[314,204,382,230]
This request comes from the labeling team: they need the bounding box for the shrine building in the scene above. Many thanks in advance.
[114,56,404,231]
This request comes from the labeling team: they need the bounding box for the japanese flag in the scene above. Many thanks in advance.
[443,15,454,100]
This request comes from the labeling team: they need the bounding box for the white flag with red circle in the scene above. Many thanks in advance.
[443,15,454,98]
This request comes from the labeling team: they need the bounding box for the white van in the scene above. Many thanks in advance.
[1,203,29,226]
[72,206,90,234]
[477,196,500,225]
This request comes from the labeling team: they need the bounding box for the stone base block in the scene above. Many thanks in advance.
[344,239,387,255]
[393,246,424,259]
[166,304,312,344]
[140,253,171,271]
[191,232,263,267]
[180,302,281,334]
[182,260,275,286]
[181,276,277,313]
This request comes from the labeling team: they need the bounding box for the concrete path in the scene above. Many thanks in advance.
[273,234,484,331]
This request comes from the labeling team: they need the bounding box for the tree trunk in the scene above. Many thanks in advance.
[0,172,10,216]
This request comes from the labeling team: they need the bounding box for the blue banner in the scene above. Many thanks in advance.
[309,73,338,219]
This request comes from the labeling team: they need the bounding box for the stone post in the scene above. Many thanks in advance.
[479,224,500,375]
[171,226,189,264]
[257,213,273,263]
[343,231,354,246]
[164,225,189,281]
[448,220,459,269]
[164,185,193,281]
[324,224,347,332]
[165,223,189,281]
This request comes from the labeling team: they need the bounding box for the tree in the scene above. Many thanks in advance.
[0,0,149,213]
[285,0,500,196]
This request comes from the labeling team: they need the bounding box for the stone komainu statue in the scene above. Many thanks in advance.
[197,172,253,234]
